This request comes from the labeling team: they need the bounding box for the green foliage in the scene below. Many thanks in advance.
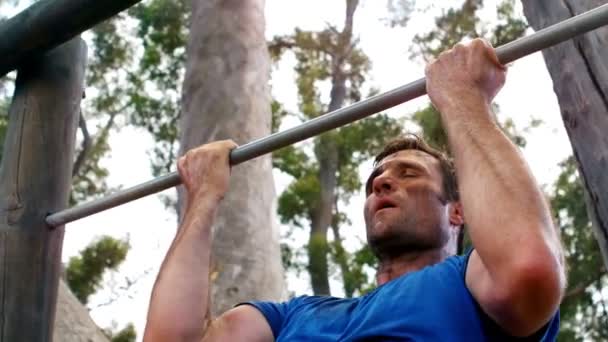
[70,126,112,205]
[412,0,526,60]
[413,0,482,59]
[70,17,133,205]
[412,105,448,150]
[271,99,290,133]
[412,104,529,150]
[271,0,404,296]
[65,236,130,305]
[330,242,377,297]
[277,166,319,228]
[280,241,306,276]
[492,0,528,47]
[409,0,529,151]
[105,323,137,342]
[128,0,189,177]
[385,0,415,27]
[552,157,608,340]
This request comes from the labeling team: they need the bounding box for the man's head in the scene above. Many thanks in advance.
[363,134,464,259]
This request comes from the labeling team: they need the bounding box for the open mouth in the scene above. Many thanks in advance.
[375,199,397,213]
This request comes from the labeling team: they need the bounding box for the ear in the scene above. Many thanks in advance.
[448,201,464,228]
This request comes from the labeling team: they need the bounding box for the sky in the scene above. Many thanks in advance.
[2,0,575,339]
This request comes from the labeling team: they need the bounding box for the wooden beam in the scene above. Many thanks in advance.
[0,37,87,341]
[522,0,608,268]
[0,0,141,76]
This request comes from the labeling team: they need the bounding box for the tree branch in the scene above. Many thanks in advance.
[72,100,124,179]
[72,110,91,177]
[92,267,152,309]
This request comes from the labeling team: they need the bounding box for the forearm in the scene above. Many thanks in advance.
[144,197,219,341]
[441,99,562,280]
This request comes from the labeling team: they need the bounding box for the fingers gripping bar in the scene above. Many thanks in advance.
[45,3,608,227]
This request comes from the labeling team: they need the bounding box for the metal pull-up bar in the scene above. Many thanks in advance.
[45,3,608,228]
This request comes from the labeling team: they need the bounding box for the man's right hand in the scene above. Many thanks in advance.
[147,139,276,342]
[177,140,238,204]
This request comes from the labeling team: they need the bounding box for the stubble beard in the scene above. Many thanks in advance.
[366,209,449,259]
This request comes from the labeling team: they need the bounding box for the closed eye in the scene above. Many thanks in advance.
[399,169,417,178]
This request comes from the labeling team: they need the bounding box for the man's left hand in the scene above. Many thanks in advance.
[425,38,506,114]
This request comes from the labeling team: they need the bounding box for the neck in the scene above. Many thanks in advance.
[375,248,449,285]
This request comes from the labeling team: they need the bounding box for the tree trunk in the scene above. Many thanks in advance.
[521,0,608,268]
[0,38,88,341]
[307,0,359,296]
[179,0,285,316]
[309,133,339,296]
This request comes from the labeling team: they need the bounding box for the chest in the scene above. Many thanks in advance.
[278,270,484,341]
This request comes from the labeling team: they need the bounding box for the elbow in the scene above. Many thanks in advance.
[144,317,207,342]
[498,245,566,336]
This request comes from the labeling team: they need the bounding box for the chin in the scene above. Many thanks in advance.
[368,226,446,257]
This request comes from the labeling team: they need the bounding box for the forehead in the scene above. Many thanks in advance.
[376,150,441,174]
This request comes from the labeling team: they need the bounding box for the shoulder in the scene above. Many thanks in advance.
[202,305,274,342]
[235,295,328,339]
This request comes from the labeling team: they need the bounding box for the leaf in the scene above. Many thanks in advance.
[65,236,130,305]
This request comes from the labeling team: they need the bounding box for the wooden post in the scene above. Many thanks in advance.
[0,37,86,341]
[0,0,141,76]
[522,0,608,268]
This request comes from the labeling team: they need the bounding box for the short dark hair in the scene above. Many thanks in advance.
[372,134,465,254]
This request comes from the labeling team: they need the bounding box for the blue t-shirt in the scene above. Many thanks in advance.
[242,253,559,341]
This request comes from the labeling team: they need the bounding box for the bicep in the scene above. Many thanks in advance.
[202,305,274,342]
[466,251,512,328]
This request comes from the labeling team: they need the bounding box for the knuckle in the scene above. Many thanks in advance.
[453,42,466,51]
[185,150,196,161]
[472,38,489,51]
[222,139,238,149]
[471,38,484,45]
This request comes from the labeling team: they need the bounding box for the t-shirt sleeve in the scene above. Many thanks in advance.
[236,300,291,340]
[459,249,561,341]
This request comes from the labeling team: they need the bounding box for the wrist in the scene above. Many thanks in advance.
[436,93,494,122]
[433,87,490,114]
[180,194,222,236]
[188,182,227,203]
[189,191,223,211]
[437,100,499,141]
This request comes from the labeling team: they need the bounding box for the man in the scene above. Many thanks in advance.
[143,39,565,341]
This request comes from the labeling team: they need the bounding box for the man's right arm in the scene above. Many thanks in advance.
[143,140,274,342]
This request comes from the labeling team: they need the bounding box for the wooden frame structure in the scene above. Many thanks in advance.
[0,1,607,340]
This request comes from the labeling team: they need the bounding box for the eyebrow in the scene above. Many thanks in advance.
[365,160,429,194]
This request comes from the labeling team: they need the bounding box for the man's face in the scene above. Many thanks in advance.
[363,150,453,257]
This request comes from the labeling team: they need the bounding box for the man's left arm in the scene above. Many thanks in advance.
[426,39,566,337]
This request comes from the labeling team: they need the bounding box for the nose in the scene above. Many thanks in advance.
[372,173,394,195]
